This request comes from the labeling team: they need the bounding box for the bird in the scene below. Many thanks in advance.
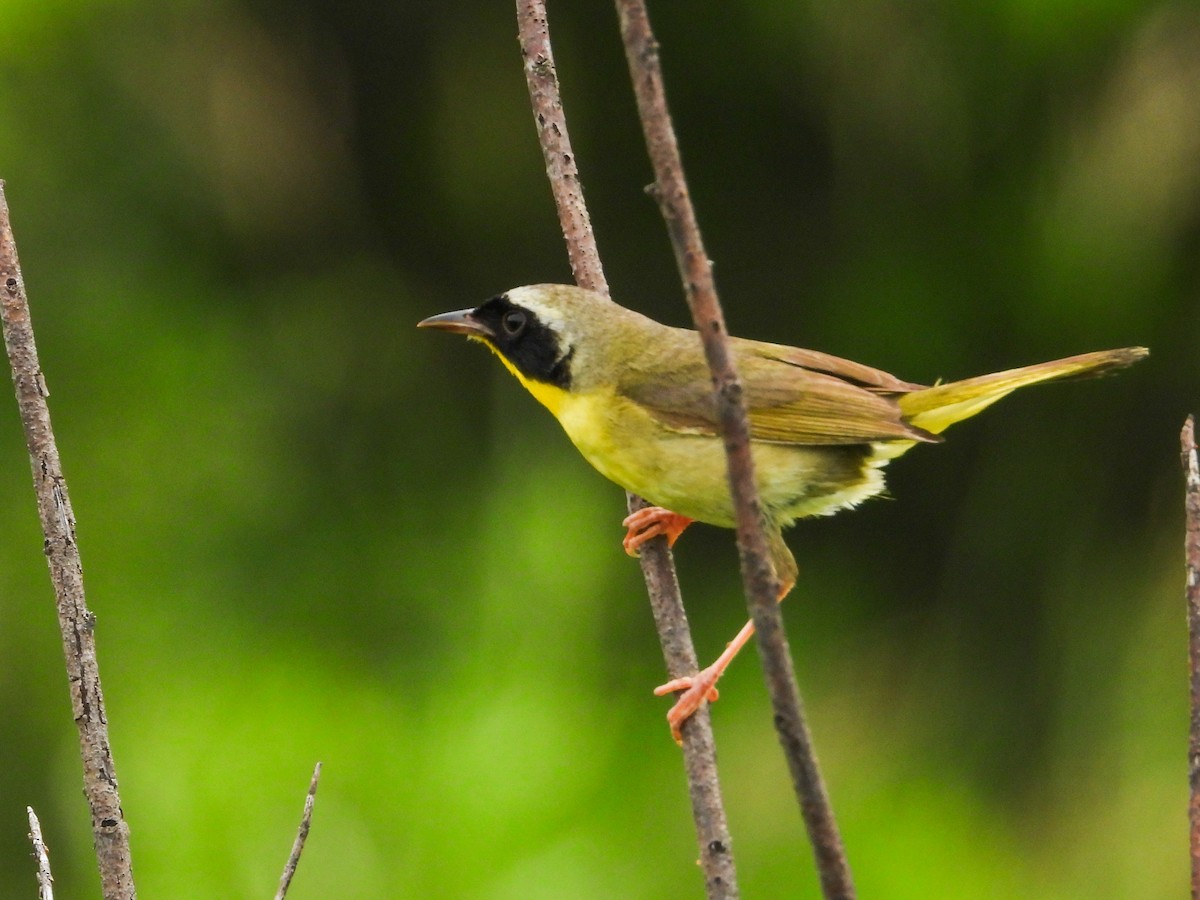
[419,284,1147,740]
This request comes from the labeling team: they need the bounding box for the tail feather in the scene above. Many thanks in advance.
[898,347,1148,436]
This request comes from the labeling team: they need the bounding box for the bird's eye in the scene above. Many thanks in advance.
[501,309,527,336]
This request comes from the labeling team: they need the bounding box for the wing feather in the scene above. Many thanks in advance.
[619,337,936,446]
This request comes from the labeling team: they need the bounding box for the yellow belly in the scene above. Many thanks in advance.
[549,387,886,528]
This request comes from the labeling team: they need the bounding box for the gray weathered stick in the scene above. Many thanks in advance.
[1183,416,1200,899]
[516,4,740,896]
[274,762,322,900]
[27,807,54,900]
[0,183,137,900]
[613,3,856,897]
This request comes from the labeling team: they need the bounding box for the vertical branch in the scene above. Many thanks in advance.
[0,184,136,899]
[516,5,740,897]
[613,3,855,898]
[1183,416,1200,899]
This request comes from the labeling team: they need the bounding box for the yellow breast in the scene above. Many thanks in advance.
[493,347,884,528]
[530,381,742,526]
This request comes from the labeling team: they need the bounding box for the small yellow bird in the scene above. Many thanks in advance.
[420,284,1146,738]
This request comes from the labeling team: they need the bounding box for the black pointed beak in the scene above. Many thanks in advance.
[416,308,493,338]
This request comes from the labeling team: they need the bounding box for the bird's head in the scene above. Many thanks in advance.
[418,284,626,396]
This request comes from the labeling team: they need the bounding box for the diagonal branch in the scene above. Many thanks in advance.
[274,762,322,900]
[0,183,137,900]
[515,7,608,299]
[27,807,55,900]
[613,3,855,897]
[1182,416,1200,898]
[516,4,739,896]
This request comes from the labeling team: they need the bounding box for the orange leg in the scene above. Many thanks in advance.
[622,506,694,557]
[656,578,795,743]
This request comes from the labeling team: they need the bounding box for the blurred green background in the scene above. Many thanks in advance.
[0,0,1196,896]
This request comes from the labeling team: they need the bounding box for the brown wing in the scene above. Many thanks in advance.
[619,336,937,446]
[752,342,928,393]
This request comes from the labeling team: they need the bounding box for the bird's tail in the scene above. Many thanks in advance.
[897,346,1147,437]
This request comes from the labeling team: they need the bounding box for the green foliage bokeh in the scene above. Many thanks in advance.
[0,0,1196,896]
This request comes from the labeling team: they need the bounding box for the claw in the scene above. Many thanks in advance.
[655,668,723,744]
[652,617,759,742]
[622,507,694,557]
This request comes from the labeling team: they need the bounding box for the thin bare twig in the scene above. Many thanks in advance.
[1183,416,1200,899]
[516,4,739,896]
[613,3,855,897]
[515,3,608,298]
[0,183,136,900]
[27,807,54,900]
[275,762,322,900]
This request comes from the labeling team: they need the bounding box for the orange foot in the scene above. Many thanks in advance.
[622,507,694,557]
[652,618,757,742]
[655,668,722,743]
